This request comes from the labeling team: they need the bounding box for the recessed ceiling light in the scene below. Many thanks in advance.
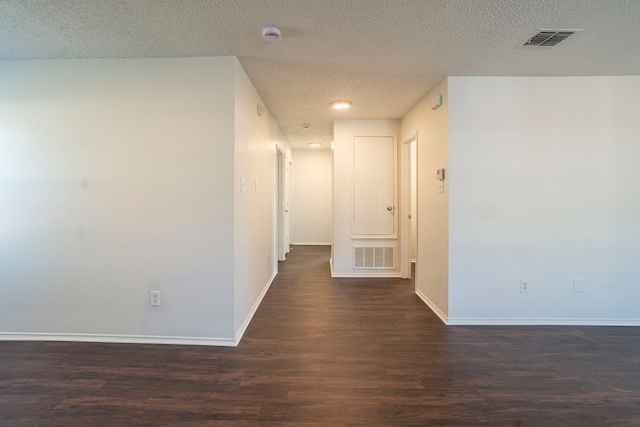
[262,26,281,41]
[309,142,322,148]
[331,100,352,110]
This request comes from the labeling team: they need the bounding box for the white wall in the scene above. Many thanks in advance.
[233,59,291,339]
[400,80,450,320]
[0,56,291,345]
[447,76,640,324]
[0,57,237,343]
[291,149,332,245]
[332,119,400,277]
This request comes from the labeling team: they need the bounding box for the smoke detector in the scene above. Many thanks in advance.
[262,26,281,41]
[522,29,582,47]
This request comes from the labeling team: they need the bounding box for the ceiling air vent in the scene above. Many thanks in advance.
[523,29,582,47]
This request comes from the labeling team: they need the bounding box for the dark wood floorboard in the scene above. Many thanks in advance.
[1,245,640,426]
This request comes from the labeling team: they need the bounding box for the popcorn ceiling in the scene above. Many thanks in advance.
[1,0,638,149]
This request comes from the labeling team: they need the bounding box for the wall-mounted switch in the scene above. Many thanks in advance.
[150,291,161,306]
[520,280,529,293]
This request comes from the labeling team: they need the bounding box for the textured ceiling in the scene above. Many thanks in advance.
[1,0,639,149]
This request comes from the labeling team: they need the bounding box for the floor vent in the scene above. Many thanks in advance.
[522,29,581,47]
[353,246,395,269]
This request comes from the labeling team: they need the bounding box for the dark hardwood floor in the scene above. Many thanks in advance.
[1,245,639,426]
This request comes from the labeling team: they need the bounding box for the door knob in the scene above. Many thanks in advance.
[387,206,393,211]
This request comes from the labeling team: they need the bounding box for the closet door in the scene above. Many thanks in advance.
[353,136,396,237]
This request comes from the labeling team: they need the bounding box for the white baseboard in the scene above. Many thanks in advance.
[446,318,640,326]
[234,269,278,344]
[415,289,448,324]
[331,272,402,278]
[412,290,640,326]
[0,333,236,347]
[0,270,280,348]
[291,242,332,246]
[328,260,401,278]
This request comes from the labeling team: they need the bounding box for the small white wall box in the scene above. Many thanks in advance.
[437,168,445,180]
[431,95,443,110]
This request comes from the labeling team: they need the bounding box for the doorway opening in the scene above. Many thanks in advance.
[276,147,291,261]
[401,134,417,279]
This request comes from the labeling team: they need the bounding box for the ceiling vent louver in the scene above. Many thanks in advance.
[523,29,582,47]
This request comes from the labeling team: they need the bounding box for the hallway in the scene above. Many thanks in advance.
[1,245,639,425]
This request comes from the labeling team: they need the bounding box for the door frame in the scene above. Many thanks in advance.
[400,133,417,279]
[276,146,291,261]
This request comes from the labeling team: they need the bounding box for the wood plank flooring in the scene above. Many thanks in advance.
[1,245,640,426]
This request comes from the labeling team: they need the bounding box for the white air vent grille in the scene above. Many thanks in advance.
[353,246,395,269]
[523,29,581,47]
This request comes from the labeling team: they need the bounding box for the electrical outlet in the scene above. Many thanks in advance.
[520,280,529,293]
[150,290,161,307]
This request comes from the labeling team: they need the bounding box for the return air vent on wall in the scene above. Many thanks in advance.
[522,29,582,47]
[353,246,395,269]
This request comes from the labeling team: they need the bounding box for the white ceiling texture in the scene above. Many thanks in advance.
[1,0,639,149]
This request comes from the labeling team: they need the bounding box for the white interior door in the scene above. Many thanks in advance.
[353,136,396,237]
[284,159,291,252]
[400,135,416,279]
[277,149,290,261]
